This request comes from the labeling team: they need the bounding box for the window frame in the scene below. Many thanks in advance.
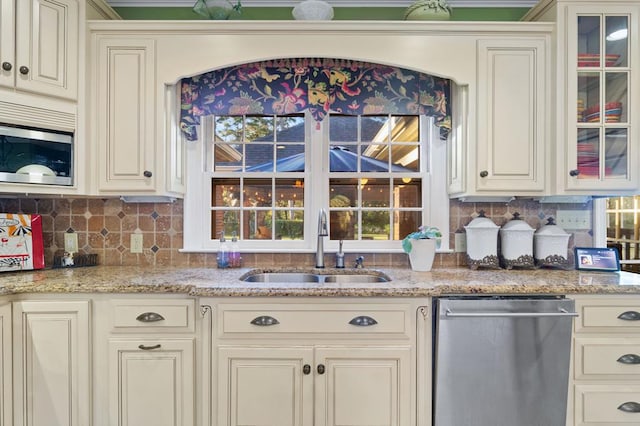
[182,112,450,253]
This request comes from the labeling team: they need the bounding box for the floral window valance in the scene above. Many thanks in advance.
[180,58,451,140]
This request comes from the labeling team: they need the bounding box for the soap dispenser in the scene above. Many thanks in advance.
[217,231,229,268]
[229,232,241,268]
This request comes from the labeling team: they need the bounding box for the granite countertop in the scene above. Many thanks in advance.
[0,265,639,297]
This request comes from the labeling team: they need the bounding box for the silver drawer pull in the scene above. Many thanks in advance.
[138,344,161,351]
[250,316,280,326]
[136,312,165,323]
[618,311,640,321]
[617,354,640,365]
[349,316,378,327]
[618,402,640,413]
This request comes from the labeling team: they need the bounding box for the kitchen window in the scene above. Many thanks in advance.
[183,111,449,253]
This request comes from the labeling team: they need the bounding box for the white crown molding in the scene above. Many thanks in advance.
[106,0,538,8]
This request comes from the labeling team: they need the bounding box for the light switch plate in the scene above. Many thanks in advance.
[130,234,143,253]
[64,232,78,253]
[454,232,467,253]
[556,210,591,230]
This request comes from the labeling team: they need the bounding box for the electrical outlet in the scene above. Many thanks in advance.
[64,232,78,253]
[454,232,467,253]
[130,234,143,253]
[556,210,592,230]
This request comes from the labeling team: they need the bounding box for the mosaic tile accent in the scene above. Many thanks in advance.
[0,197,593,268]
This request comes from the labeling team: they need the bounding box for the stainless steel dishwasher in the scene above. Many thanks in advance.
[433,296,578,426]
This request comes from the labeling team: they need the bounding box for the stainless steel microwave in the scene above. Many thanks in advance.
[0,124,73,186]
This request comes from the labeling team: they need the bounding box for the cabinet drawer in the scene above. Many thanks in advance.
[575,338,640,379]
[575,299,640,333]
[110,299,195,333]
[217,303,410,338]
[575,385,640,424]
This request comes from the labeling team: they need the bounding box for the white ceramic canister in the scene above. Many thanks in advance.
[534,217,571,268]
[464,211,500,269]
[499,212,535,269]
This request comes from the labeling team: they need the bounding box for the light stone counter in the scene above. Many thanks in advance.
[0,265,639,297]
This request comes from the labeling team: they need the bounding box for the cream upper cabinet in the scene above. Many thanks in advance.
[0,0,78,100]
[90,34,185,197]
[448,33,550,198]
[474,38,548,194]
[12,300,90,426]
[94,37,157,193]
[212,298,424,426]
[565,4,639,193]
[525,0,640,195]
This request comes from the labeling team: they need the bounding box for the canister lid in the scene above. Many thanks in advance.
[464,210,499,229]
[535,217,570,236]
[501,212,534,231]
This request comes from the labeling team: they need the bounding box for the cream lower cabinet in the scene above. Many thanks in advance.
[571,296,640,425]
[108,338,195,426]
[218,345,411,426]
[12,300,90,426]
[93,296,206,426]
[0,303,10,426]
[211,298,427,426]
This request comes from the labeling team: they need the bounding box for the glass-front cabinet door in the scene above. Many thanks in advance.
[567,5,638,191]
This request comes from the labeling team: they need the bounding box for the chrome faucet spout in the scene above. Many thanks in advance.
[316,209,328,268]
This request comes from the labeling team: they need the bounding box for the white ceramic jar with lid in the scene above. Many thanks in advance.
[534,217,571,268]
[499,212,535,269]
[464,210,500,269]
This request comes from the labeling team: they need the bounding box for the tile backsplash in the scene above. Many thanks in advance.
[0,197,593,269]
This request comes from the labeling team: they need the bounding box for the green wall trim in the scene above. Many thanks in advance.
[113,6,530,21]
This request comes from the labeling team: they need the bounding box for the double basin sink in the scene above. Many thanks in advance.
[241,270,390,284]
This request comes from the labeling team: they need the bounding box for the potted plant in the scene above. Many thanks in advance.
[402,226,442,271]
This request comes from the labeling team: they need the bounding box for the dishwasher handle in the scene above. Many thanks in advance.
[444,308,579,318]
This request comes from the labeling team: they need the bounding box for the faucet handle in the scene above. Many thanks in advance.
[354,255,364,268]
[336,240,345,268]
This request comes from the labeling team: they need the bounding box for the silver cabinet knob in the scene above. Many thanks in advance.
[19,65,29,75]
[479,170,489,178]
[1,62,11,71]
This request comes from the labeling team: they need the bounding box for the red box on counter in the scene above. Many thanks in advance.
[0,214,44,272]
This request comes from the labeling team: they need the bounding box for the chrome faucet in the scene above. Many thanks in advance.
[316,209,328,268]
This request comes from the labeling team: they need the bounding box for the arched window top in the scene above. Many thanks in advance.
[180,58,451,140]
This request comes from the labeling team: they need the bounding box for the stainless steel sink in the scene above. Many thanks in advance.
[241,271,390,283]
[322,274,389,283]
[242,273,319,283]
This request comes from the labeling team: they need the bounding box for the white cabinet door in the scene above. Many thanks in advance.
[13,300,90,426]
[0,303,11,426]
[217,346,315,426]
[315,346,412,426]
[108,338,195,426]
[11,0,79,99]
[0,0,15,90]
[475,38,547,193]
[96,38,156,193]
